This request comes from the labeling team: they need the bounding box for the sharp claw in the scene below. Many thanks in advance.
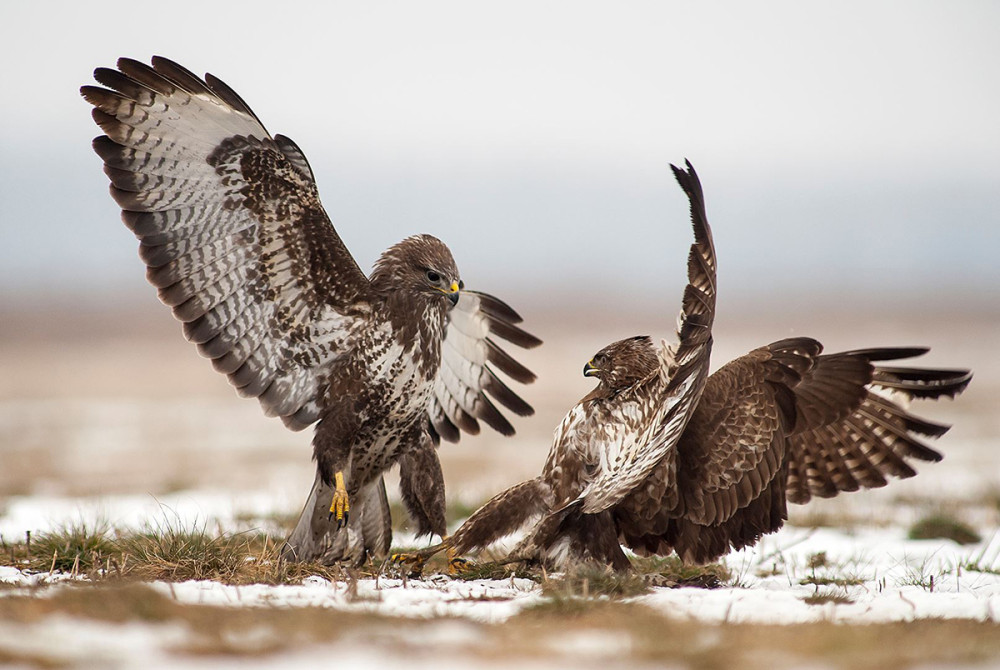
[389,552,427,577]
[328,471,351,530]
[448,558,470,576]
[446,543,471,575]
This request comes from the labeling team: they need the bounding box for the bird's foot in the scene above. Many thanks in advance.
[390,551,428,578]
[446,544,471,576]
[327,471,350,529]
[390,539,451,578]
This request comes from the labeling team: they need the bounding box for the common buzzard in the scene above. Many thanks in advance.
[414,160,971,571]
[82,57,541,566]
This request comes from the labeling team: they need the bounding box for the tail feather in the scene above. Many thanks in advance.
[512,500,632,572]
[281,470,391,566]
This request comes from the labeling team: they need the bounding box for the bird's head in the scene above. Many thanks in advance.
[583,336,658,392]
[371,234,462,306]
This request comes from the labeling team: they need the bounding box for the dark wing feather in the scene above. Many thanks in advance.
[670,339,819,527]
[785,354,971,504]
[651,461,789,565]
[426,290,540,443]
[617,341,969,564]
[83,56,373,431]
[579,160,717,513]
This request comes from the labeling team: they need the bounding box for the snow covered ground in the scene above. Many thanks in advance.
[2,499,998,626]
[2,307,998,667]
[1,516,999,669]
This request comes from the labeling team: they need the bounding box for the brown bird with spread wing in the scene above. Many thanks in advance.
[414,160,970,571]
[81,57,540,566]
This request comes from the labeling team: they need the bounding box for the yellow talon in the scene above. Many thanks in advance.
[328,471,350,528]
[391,552,427,578]
[446,541,471,575]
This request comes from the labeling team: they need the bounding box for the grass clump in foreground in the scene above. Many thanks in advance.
[542,564,651,601]
[11,521,117,575]
[527,556,730,615]
[908,513,981,545]
[631,555,731,588]
[2,520,348,585]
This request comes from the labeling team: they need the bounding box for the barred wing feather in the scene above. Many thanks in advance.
[82,56,373,431]
[579,161,716,513]
[427,290,541,443]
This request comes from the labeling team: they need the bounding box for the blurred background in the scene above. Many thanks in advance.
[1,1,997,530]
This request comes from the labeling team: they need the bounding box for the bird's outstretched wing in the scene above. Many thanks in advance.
[579,160,717,513]
[621,342,971,564]
[672,337,824,526]
[784,349,972,504]
[82,57,374,431]
[426,290,542,442]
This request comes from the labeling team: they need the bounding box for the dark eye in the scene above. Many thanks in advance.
[425,270,441,283]
[458,280,465,290]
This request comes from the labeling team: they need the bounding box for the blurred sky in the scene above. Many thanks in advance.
[1,0,998,315]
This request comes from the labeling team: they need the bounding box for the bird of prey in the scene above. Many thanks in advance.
[416,160,971,571]
[81,57,541,566]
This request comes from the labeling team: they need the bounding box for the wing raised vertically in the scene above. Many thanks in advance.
[579,160,717,514]
[83,57,376,430]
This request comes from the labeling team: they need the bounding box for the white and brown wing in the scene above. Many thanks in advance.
[82,57,373,431]
[426,290,541,442]
[578,160,717,513]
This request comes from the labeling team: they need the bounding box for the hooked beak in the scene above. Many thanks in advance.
[441,281,460,306]
[583,359,600,378]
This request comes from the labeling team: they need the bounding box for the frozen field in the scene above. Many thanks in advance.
[1,301,999,668]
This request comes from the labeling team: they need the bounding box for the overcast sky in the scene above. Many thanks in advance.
[1,1,997,314]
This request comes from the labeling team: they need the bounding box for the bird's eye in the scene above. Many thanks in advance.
[425,270,441,283]
[458,280,465,290]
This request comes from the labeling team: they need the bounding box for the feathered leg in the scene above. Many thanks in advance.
[282,419,392,566]
[450,478,553,555]
[393,434,460,575]
[397,436,447,539]
[392,477,553,574]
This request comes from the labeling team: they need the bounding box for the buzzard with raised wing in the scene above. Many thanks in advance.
[82,57,540,566]
[420,160,970,571]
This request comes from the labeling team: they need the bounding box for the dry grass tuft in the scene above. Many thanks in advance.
[908,513,981,545]
[448,560,539,582]
[2,521,345,586]
[19,521,117,575]
[631,555,731,588]
[541,564,651,601]
[802,592,855,606]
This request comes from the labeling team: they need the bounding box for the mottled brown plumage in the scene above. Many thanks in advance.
[83,56,541,566]
[433,160,971,571]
